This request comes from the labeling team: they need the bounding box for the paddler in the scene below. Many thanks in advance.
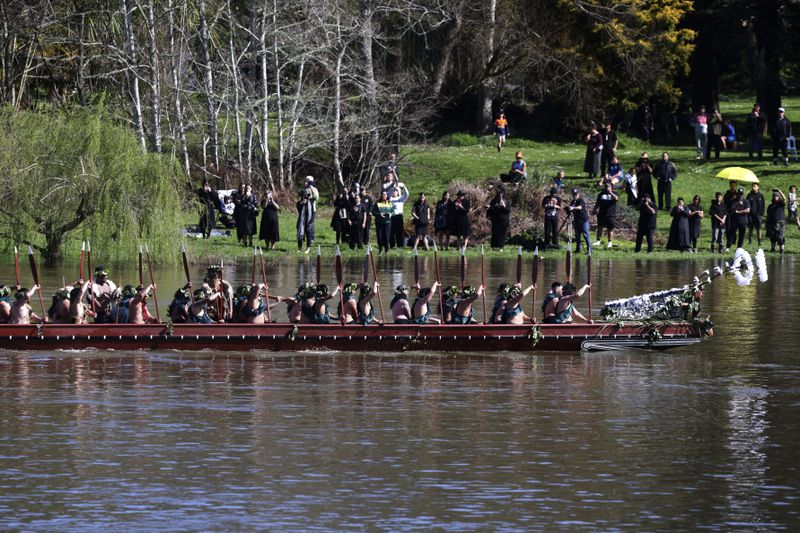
[285,283,315,324]
[91,266,118,323]
[115,285,137,324]
[391,285,413,324]
[128,284,157,324]
[203,265,233,321]
[502,283,535,324]
[490,283,510,323]
[441,285,459,324]
[339,282,360,324]
[241,283,280,325]
[167,285,192,323]
[541,282,563,322]
[189,287,223,323]
[356,281,380,325]
[47,287,72,324]
[544,282,591,324]
[9,286,46,324]
[451,285,484,324]
[69,280,94,324]
[411,281,440,324]
[311,284,339,324]
[0,285,13,323]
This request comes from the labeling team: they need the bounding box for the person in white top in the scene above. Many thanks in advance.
[389,182,409,249]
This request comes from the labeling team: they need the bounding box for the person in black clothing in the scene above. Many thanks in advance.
[434,191,452,250]
[666,197,690,251]
[259,190,280,250]
[746,182,765,246]
[746,104,766,160]
[331,190,350,245]
[411,192,431,251]
[197,179,217,239]
[450,190,471,249]
[347,193,367,249]
[583,125,603,180]
[687,195,704,253]
[773,107,792,166]
[591,183,618,248]
[731,189,751,248]
[360,190,373,245]
[600,123,618,175]
[486,190,510,250]
[654,152,677,211]
[231,183,246,243]
[567,188,592,253]
[723,181,739,250]
[635,194,657,253]
[709,192,727,253]
[635,152,654,203]
[766,189,787,253]
[640,105,654,143]
[234,183,259,247]
[541,187,562,249]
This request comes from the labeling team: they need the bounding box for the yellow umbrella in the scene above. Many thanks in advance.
[716,167,759,183]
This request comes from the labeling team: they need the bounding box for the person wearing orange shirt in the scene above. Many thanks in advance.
[494,113,509,152]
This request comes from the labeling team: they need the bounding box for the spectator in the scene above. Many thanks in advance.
[331,190,350,245]
[583,125,603,180]
[707,107,724,159]
[259,190,280,250]
[554,170,565,193]
[635,194,657,253]
[411,192,431,251]
[347,193,368,250]
[450,190,471,249]
[607,155,623,185]
[231,183,247,244]
[566,188,591,254]
[296,186,316,253]
[666,197,690,252]
[788,185,800,228]
[623,166,639,207]
[197,179,217,239]
[691,105,709,160]
[380,153,399,181]
[592,183,618,248]
[487,190,511,250]
[654,152,677,211]
[601,123,618,175]
[731,189,751,248]
[360,190,374,244]
[745,103,766,160]
[541,187,562,249]
[687,195,704,253]
[773,107,792,166]
[507,151,527,183]
[494,113,509,152]
[635,152,654,202]
[766,189,787,254]
[709,192,727,253]
[640,105,655,143]
[724,119,736,151]
[235,183,258,248]
[723,180,738,251]
[372,191,393,253]
[389,182,410,248]
[746,182,765,246]
[434,191,453,250]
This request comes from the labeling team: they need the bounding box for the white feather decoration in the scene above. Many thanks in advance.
[755,249,768,282]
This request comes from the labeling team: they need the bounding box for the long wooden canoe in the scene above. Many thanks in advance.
[0,322,703,352]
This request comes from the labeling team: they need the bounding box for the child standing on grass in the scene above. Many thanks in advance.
[788,185,800,228]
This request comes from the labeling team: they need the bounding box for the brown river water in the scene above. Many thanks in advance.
[0,253,799,530]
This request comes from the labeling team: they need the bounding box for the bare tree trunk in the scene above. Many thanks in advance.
[475,0,497,133]
[144,0,162,153]
[244,0,260,180]
[359,0,379,160]
[430,5,463,99]
[226,0,243,172]
[332,44,346,188]
[259,5,274,190]
[272,0,285,189]
[76,11,87,105]
[197,0,218,169]
[121,0,147,153]
[167,0,190,179]
[286,60,305,180]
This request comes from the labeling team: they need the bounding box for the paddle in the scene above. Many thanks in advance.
[515,246,522,285]
[368,244,386,325]
[251,246,257,284]
[138,244,144,286]
[565,228,572,285]
[13,245,21,288]
[335,246,345,325]
[413,248,420,287]
[532,246,539,324]
[27,246,46,321]
[362,246,370,286]
[480,245,487,324]
[316,245,322,285]
[259,247,272,323]
[87,241,96,317]
[79,241,85,281]
[217,259,225,321]
[144,244,161,323]
[587,249,593,324]
[460,246,466,289]
[181,242,193,303]
[433,241,444,321]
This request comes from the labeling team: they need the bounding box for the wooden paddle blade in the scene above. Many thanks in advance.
[532,247,539,285]
[316,245,322,284]
[138,244,144,286]
[363,247,370,285]
[335,246,343,284]
[251,246,257,284]
[516,246,522,284]
[460,247,466,288]
[27,246,39,284]
[14,245,21,287]
[414,249,419,285]
[566,248,572,284]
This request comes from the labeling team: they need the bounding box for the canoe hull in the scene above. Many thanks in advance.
[0,322,702,352]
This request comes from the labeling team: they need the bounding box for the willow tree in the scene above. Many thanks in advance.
[0,106,183,265]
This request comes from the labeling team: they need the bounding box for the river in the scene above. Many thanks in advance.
[1,253,798,530]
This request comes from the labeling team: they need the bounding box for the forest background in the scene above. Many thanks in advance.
[0,0,798,263]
